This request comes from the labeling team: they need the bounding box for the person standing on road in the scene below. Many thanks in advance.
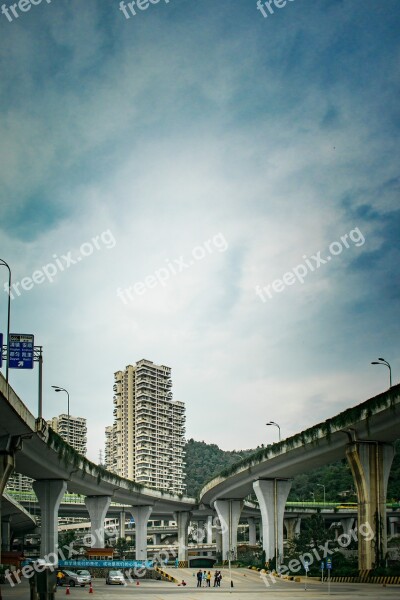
[196,569,203,587]
[206,571,211,587]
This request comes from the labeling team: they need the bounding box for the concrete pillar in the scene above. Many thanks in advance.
[1,517,11,551]
[33,480,67,562]
[119,511,126,539]
[0,452,14,556]
[340,517,355,536]
[130,505,152,560]
[206,515,213,544]
[84,496,112,548]
[284,517,301,540]
[214,500,243,561]
[248,517,257,545]
[196,519,206,543]
[174,511,191,566]
[389,516,399,537]
[152,533,161,545]
[253,479,292,566]
[346,441,395,570]
[215,528,222,554]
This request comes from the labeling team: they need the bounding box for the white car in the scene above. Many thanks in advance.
[106,570,125,585]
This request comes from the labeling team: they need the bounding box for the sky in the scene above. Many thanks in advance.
[0,0,399,463]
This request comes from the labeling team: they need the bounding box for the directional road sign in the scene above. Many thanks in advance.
[9,334,34,369]
[326,558,332,570]
[0,333,2,368]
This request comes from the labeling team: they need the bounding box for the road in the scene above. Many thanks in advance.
[1,569,400,600]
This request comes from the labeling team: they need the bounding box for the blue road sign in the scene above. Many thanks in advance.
[326,558,332,570]
[0,333,2,368]
[9,334,34,369]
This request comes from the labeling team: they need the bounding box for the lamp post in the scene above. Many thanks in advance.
[266,421,281,442]
[0,259,11,384]
[371,358,392,388]
[52,386,70,443]
[316,483,326,504]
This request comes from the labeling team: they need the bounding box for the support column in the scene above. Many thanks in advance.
[206,515,213,544]
[130,505,152,560]
[196,519,206,543]
[33,480,67,562]
[284,516,301,540]
[214,499,243,561]
[346,441,395,571]
[174,511,191,567]
[389,516,399,537]
[215,528,222,555]
[84,496,112,548]
[253,479,292,567]
[340,517,355,537]
[248,517,257,545]
[152,533,161,545]
[119,511,126,539]
[1,517,11,552]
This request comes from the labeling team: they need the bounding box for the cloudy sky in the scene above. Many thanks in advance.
[0,0,399,463]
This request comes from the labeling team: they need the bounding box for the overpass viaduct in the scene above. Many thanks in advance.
[198,384,399,570]
[1,372,399,572]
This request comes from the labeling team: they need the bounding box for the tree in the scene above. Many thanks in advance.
[115,537,130,558]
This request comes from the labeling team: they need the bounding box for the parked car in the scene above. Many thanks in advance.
[76,570,91,585]
[106,570,125,585]
[60,570,88,587]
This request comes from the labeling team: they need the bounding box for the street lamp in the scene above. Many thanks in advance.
[316,483,326,504]
[371,358,392,388]
[0,259,11,384]
[266,421,281,442]
[52,386,70,442]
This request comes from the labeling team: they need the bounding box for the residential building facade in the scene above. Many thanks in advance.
[48,414,87,455]
[111,359,185,494]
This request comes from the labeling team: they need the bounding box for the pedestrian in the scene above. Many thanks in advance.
[213,570,218,587]
[206,571,211,587]
[217,571,222,587]
[202,570,207,587]
[175,557,179,568]
[196,569,203,587]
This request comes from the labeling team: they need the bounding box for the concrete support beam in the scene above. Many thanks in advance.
[33,479,67,561]
[84,496,112,548]
[346,441,395,570]
[248,517,257,545]
[340,517,355,537]
[284,516,301,540]
[196,519,206,543]
[119,511,126,539]
[152,533,161,545]
[214,499,243,561]
[1,517,11,552]
[206,515,213,544]
[130,505,152,560]
[174,511,191,566]
[389,516,399,537]
[253,479,292,566]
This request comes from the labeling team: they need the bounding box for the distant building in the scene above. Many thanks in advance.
[104,425,116,472]
[48,414,87,455]
[112,359,186,494]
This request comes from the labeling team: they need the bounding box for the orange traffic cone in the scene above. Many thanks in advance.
[89,583,93,594]
[66,585,70,595]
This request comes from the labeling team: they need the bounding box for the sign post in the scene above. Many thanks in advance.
[326,558,332,595]
[321,560,324,583]
[0,333,2,369]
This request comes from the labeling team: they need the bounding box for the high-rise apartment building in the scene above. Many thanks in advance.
[104,425,116,472]
[48,414,87,455]
[111,359,186,494]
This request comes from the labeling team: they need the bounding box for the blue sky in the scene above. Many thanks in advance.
[0,0,399,461]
